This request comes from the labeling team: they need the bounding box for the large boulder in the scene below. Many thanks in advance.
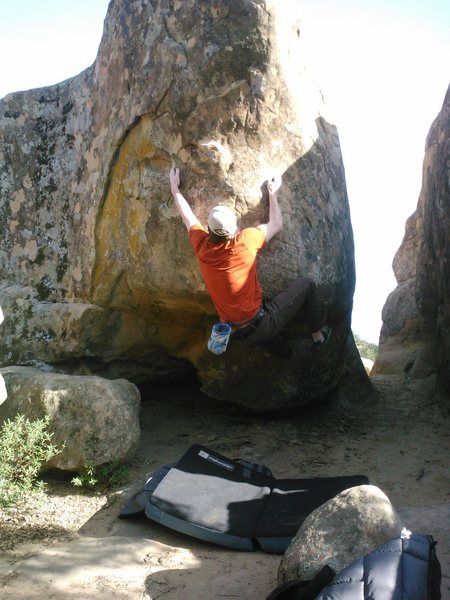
[278,485,404,584]
[0,366,141,471]
[0,372,5,405]
[0,0,357,410]
[373,85,450,400]
[0,306,5,403]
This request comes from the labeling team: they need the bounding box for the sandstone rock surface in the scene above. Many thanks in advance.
[0,0,357,410]
[374,85,450,399]
[278,484,404,584]
[0,306,5,403]
[0,366,141,471]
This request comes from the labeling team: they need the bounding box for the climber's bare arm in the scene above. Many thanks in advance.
[258,174,283,243]
[170,168,200,231]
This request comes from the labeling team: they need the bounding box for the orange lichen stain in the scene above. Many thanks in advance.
[91,115,170,306]
[90,115,212,365]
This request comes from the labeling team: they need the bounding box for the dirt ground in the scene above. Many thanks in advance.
[0,373,449,599]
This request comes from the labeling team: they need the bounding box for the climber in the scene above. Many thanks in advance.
[169,167,330,352]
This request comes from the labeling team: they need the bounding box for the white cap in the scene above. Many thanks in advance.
[207,205,237,237]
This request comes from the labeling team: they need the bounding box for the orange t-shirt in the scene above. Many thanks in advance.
[189,224,266,323]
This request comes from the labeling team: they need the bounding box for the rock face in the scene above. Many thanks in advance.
[278,485,404,584]
[0,366,141,471]
[0,0,357,410]
[0,306,5,403]
[373,85,450,398]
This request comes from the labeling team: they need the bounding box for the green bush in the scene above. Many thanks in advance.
[71,460,129,490]
[354,334,378,362]
[0,414,63,508]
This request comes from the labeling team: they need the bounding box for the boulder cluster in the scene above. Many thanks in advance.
[0,0,448,473]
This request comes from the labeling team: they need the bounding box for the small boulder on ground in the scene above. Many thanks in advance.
[278,484,404,584]
[0,366,141,472]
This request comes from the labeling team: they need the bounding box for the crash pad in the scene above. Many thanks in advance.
[120,444,369,553]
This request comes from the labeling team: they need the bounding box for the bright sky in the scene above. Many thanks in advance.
[1,0,449,344]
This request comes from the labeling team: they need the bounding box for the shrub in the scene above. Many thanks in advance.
[0,414,63,508]
[354,334,378,362]
[71,460,129,490]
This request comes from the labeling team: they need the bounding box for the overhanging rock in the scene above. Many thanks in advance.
[0,0,357,410]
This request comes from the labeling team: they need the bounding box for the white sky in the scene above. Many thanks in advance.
[1,0,449,343]
[298,0,450,343]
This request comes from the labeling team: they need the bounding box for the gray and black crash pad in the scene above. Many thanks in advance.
[120,444,369,553]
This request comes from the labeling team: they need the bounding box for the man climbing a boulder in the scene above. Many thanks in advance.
[169,167,330,353]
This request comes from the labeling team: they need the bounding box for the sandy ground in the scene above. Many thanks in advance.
[0,373,449,599]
